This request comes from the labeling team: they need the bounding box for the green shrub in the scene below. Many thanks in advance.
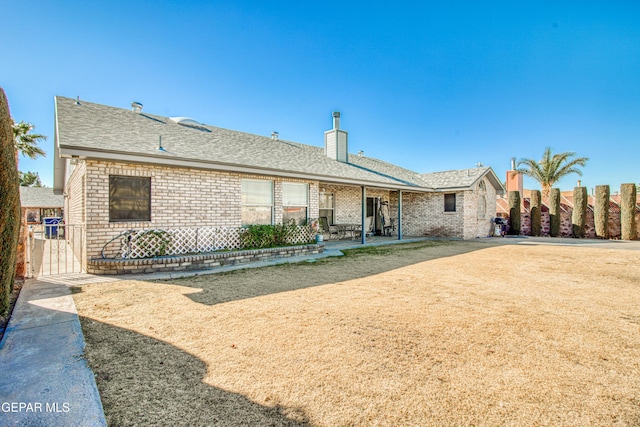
[135,230,171,257]
[508,191,521,235]
[241,220,313,250]
[549,188,561,237]
[594,185,609,239]
[621,183,637,241]
[572,186,587,238]
[0,88,21,315]
[530,190,541,236]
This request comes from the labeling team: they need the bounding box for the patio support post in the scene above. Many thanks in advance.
[361,186,366,244]
[397,190,403,240]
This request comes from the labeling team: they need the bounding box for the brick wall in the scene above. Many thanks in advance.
[69,160,498,261]
[322,183,496,240]
[66,160,86,225]
[462,177,498,239]
[73,160,320,259]
[65,161,87,268]
[399,192,464,237]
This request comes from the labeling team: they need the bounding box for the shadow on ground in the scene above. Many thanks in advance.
[165,240,500,306]
[79,316,309,426]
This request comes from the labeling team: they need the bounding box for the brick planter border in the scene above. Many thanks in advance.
[87,244,323,275]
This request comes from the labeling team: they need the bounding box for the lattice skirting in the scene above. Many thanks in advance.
[102,226,318,260]
[88,244,323,275]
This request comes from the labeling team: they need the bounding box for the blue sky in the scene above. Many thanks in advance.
[3,1,639,193]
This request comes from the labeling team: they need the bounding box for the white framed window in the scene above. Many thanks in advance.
[319,192,334,224]
[241,179,273,225]
[282,182,309,224]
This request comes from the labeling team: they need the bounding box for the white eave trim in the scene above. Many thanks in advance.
[53,99,65,195]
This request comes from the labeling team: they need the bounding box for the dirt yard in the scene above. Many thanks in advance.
[72,240,640,426]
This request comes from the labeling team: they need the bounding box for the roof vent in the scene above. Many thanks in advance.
[131,101,143,113]
[332,111,340,129]
[271,131,279,140]
[158,135,166,152]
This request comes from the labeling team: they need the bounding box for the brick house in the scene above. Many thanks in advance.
[53,96,504,266]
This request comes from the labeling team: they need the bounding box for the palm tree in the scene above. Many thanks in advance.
[13,120,46,160]
[516,147,589,197]
[19,171,43,187]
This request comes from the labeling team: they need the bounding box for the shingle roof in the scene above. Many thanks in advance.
[420,167,497,190]
[19,187,64,208]
[54,96,504,194]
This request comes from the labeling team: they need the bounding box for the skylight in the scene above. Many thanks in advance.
[169,117,202,125]
[169,117,211,132]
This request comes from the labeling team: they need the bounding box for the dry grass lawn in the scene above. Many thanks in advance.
[72,240,640,426]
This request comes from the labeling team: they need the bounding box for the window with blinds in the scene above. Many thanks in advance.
[283,182,308,224]
[109,176,151,222]
[241,179,273,225]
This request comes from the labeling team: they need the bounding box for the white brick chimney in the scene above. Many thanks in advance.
[324,111,348,163]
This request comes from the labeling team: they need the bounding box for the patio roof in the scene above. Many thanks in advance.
[19,187,64,208]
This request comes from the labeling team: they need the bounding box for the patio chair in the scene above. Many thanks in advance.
[354,216,374,239]
[320,216,340,240]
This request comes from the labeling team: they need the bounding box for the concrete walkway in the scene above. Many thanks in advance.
[0,276,110,426]
[1,235,637,425]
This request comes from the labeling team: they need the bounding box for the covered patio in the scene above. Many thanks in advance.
[317,183,419,245]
